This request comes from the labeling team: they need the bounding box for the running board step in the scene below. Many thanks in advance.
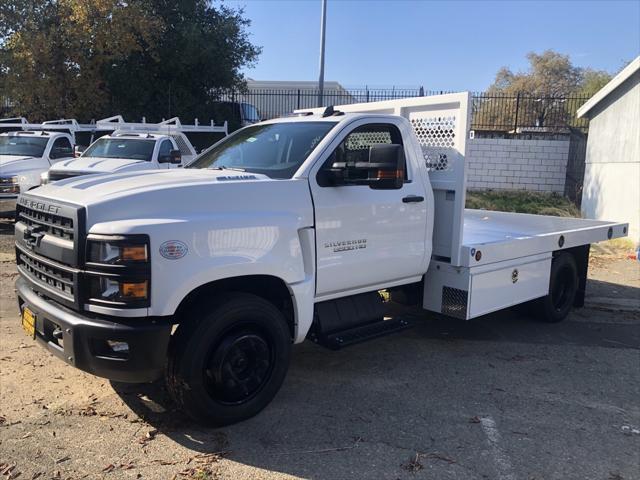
[313,317,413,350]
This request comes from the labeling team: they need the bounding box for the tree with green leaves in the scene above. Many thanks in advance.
[0,0,260,122]
[477,50,613,130]
[0,0,162,121]
[578,68,614,98]
[105,0,260,123]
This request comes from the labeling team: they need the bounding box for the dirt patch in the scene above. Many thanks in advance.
[1,219,639,480]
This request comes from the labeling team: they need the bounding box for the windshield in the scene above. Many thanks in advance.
[82,138,155,161]
[187,122,336,179]
[0,136,48,157]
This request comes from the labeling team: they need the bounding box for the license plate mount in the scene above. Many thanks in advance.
[21,307,36,339]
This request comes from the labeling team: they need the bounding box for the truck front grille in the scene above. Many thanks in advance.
[17,248,76,302]
[15,194,85,306]
[17,204,74,241]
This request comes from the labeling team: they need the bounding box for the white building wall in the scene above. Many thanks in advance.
[466,138,569,193]
[581,72,640,245]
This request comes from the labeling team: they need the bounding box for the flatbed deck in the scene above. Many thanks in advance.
[459,209,628,267]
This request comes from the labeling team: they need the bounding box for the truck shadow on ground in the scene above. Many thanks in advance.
[110,293,639,479]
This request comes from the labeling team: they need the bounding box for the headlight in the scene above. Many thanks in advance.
[40,172,49,185]
[87,235,149,265]
[86,234,150,307]
[0,176,20,194]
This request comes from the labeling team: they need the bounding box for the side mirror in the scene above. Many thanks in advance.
[367,144,405,190]
[159,149,182,164]
[320,144,405,189]
[74,145,85,157]
[169,149,182,164]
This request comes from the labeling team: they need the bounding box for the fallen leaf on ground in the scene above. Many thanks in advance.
[401,453,423,472]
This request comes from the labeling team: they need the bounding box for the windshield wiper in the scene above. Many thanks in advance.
[211,165,246,172]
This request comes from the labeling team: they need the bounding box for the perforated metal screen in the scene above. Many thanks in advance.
[169,134,193,155]
[441,286,468,319]
[345,131,392,151]
[410,116,457,171]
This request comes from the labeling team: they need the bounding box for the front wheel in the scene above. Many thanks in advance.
[536,252,578,323]
[166,293,292,426]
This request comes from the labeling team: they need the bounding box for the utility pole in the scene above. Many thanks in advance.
[317,0,327,107]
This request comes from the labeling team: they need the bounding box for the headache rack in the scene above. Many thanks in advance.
[0,115,228,149]
[96,115,228,135]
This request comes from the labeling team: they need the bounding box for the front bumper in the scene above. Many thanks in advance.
[0,196,17,216]
[16,277,172,383]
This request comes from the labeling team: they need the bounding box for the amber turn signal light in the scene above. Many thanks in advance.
[121,245,148,262]
[119,281,148,299]
[376,169,403,180]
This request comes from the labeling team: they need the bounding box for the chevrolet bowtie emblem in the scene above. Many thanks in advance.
[24,225,45,248]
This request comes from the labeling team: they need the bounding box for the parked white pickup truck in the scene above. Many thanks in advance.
[0,130,74,214]
[14,94,627,426]
[43,117,228,182]
[44,131,187,182]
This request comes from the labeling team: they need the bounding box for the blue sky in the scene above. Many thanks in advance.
[222,0,640,91]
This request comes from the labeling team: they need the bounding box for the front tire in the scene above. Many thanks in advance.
[536,252,578,323]
[166,293,292,426]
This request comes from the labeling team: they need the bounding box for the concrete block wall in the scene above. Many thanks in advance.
[466,138,570,193]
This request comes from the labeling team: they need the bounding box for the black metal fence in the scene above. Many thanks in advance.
[471,92,590,132]
[218,88,591,132]
[2,89,591,132]
[218,88,440,121]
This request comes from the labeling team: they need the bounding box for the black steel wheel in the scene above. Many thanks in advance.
[205,328,274,405]
[166,293,291,426]
[536,252,578,323]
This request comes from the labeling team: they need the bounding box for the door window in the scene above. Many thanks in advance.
[49,137,73,159]
[317,123,406,186]
[158,140,173,159]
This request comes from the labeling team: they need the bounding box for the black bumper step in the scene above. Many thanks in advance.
[313,317,413,350]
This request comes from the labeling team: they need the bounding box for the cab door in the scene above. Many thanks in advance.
[309,120,428,299]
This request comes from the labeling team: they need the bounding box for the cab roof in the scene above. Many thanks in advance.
[262,111,398,125]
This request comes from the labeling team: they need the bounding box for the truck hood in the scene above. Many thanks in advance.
[50,157,147,174]
[29,168,273,207]
[0,155,38,172]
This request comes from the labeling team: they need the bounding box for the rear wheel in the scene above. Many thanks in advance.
[536,252,578,323]
[166,293,292,426]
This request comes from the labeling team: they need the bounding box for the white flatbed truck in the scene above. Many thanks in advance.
[14,93,627,425]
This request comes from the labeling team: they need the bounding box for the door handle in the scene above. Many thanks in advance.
[402,195,424,203]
